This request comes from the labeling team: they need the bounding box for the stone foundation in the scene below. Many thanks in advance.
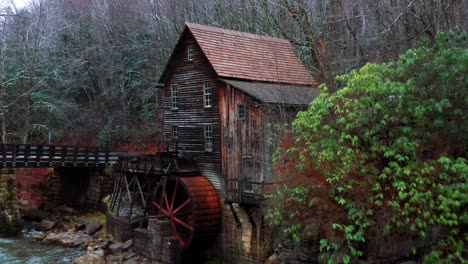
[0,168,21,235]
[212,201,273,263]
[148,217,181,264]
[133,228,151,259]
[105,209,136,242]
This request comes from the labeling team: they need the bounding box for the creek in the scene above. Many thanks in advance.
[0,230,84,264]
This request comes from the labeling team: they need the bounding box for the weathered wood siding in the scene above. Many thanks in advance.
[219,84,264,201]
[163,32,223,189]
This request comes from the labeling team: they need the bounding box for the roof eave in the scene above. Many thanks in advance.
[158,24,191,84]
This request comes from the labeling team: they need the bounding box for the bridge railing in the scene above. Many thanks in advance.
[0,144,121,168]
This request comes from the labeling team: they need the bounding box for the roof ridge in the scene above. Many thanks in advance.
[185,22,290,44]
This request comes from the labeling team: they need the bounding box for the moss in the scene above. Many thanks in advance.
[0,168,15,175]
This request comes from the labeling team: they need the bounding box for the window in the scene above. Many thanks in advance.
[171,84,178,110]
[187,45,194,61]
[204,125,213,152]
[237,104,246,120]
[203,82,212,108]
[171,126,178,139]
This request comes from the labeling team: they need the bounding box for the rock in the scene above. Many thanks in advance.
[124,252,137,260]
[265,253,281,264]
[55,205,76,213]
[32,233,47,241]
[75,223,86,231]
[84,222,103,235]
[107,255,124,264]
[19,199,30,206]
[21,208,49,220]
[73,253,106,264]
[95,239,112,250]
[44,232,93,247]
[35,220,56,231]
[122,239,133,251]
[378,236,425,260]
[124,257,139,264]
[89,249,105,257]
[109,242,123,254]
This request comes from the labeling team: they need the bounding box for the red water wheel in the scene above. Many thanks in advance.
[152,176,221,249]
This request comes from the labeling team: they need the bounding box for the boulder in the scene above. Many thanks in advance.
[109,242,123,254]
[265,254,281,264]
[122,239,133,251]
[124,257,139,264]
[55,205,76,213]
[89,249,105,257]
[35,220,56,231]
[84,222,103,235]
[44,232,93,247]
[95,239,112,250]
[75,222,86,231]
[107,255,124,264]
[73,253,106,264]
[32,233,47,241]
[21,208,49,220]
[18,199,30,206]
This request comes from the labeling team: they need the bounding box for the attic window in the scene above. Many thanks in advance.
[171,84,178,110]
[203,82,212,108]
[237,104,246,120]
[187,45,194,62]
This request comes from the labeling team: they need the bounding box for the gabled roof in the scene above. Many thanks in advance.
[159,22,317,86]
[221,79,319,105]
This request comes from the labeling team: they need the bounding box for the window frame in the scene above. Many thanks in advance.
[187,45,194,62]
[204,125,213,152]
[203,82,212,108]
[171,84,178,110]
[171,125,178,140]
[237,104,246,120]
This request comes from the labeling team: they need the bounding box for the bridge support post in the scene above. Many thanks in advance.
[0,168,21,235]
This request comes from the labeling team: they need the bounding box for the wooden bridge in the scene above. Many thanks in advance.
[0,144,124,168]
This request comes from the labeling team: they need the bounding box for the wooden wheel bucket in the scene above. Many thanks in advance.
[152,176,221,249]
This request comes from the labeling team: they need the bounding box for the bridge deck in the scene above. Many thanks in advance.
[0,144,123,168]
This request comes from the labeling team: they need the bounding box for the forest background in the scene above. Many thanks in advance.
[0,0,466,147]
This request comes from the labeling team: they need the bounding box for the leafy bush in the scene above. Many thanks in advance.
[266,31,467,263]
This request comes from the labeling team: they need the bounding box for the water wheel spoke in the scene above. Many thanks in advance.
[151,176,220,249]
[171,221,186,248]
[173,198,191,214]
[152,201,168,215]
[170,180,179,211]
[173,216,194,231]
[164,192,170,211]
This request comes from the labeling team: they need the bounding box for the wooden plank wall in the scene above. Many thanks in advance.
[219,84,263,201]
[163,32,223,190]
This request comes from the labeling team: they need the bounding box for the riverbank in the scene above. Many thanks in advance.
[16,205,149,264]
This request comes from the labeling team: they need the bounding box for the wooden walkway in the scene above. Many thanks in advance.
[0,144,124,168]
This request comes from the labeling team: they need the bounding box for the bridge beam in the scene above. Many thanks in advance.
[0,168,21,235]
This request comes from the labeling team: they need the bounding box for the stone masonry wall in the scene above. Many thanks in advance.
[215,202,273,263]
[0,168,21,235]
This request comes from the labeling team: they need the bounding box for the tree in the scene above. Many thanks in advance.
[266,31,467,263]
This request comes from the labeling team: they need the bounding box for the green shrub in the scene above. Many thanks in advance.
[266,31,467,263]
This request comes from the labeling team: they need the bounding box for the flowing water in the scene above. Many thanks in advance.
[0,230,84,264]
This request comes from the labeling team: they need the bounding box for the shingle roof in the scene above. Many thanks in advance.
[186,23,316,86]
[221,79,319,105]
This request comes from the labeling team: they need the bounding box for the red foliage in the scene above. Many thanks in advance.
[15,168,53,209]
[271,133,347,240]
[111,143,165,154]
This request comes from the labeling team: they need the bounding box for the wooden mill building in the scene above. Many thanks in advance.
[158,23,318,206]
